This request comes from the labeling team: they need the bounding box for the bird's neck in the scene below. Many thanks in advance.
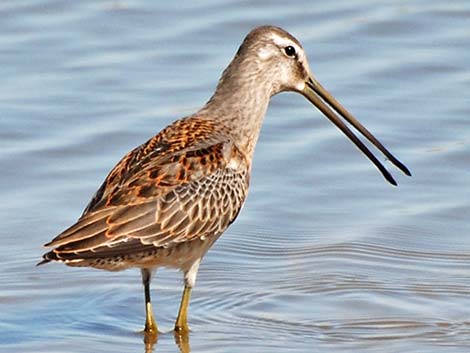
[199,65,273,161]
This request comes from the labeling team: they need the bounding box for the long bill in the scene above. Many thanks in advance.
[302,77,411,186]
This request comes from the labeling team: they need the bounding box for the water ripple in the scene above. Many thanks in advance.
[2,1,469,352]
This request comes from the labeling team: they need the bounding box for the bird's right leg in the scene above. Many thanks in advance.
[141,268,158,335]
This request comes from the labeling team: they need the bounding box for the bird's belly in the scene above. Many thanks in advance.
[133,235,220,271]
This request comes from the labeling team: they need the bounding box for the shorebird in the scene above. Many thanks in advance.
[39,25,410,336]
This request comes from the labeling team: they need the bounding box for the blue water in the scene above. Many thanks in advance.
[1,1,470,352]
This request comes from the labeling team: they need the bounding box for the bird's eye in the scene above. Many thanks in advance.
[284,45,296,57]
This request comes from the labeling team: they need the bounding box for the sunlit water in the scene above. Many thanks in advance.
[1,1,469,352]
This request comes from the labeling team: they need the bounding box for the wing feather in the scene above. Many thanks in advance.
[42,126,249,263]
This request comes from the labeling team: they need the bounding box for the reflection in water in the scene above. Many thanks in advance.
[142,331,190,353]
[174,331,191,353]
[143,332,157,353]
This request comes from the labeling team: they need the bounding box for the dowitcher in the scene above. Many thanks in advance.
[39,25,410,336]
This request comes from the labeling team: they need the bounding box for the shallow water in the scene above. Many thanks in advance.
[1,1,469,352]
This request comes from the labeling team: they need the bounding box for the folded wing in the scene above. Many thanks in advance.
[41,117,249,263]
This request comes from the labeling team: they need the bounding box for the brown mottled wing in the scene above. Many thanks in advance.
[42,120,249,261]
[82,117,223,215]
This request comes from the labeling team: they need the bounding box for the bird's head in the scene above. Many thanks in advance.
[228,25,411,185]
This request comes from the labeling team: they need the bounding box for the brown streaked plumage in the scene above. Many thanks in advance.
[39,25,410,337]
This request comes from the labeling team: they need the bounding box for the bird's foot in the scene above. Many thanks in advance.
[174,323,190,335]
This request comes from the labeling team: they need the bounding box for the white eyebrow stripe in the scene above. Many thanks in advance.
[269,33,298,49]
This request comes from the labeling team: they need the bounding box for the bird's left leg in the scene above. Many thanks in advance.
[175,259,201,334]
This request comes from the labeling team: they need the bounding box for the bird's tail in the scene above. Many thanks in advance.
[36,250,57,266]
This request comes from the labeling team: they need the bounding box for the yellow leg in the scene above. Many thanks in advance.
[174,285,192,334]
[144,301,157,334]
[142,269,158,335]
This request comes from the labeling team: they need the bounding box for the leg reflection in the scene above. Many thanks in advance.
[174,330,191,353]
[140,327,190,353]
[143,330,158,353]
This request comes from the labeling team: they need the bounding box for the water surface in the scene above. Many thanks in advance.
[1,1,469,352]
